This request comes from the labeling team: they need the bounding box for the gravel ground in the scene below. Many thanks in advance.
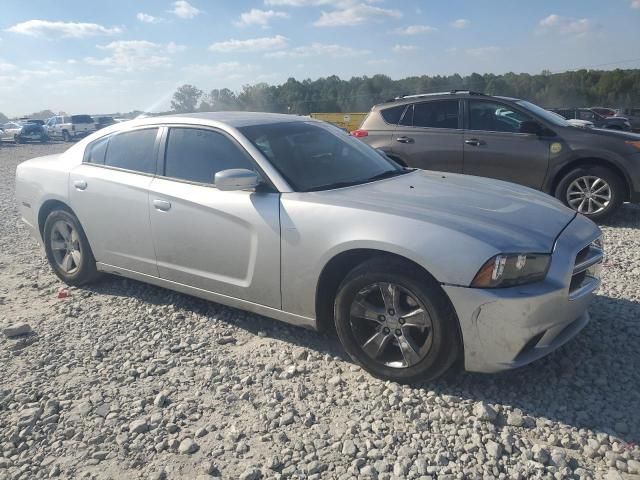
[0,142,639,480]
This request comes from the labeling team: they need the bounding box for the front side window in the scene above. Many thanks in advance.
[104,128,158,174]
[164,128,253,184]
[468,100,534,133]
[239,121,404,192]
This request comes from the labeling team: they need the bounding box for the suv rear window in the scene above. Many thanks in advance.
[380,105,405,125]
[71,115,94,124]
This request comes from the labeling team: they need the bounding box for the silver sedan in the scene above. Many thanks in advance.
[15,112,603,382]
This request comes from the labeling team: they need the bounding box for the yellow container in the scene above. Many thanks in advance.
[310,113,367,132]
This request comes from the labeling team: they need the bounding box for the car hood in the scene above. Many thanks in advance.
[309,170,576,253]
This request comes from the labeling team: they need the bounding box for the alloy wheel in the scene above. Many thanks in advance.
[50,220,82,274]
[349,282,433,368]
[566,176,611,215]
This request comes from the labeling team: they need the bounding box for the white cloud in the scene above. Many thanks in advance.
[465,46,501,57]
[265,42,370,58]
[0,60,16,72]
[6,20,122,39]
[137,13,163,24]
[393,25,436,35]
[209,35,288,53]
[631,0,640,8]
[234,9,289,27]
[85,40,185,72]
[538,14,592,36]
[392,44,418,53]
[169,1,201,19]
[314,4,401,27]
[265,0,348,5]
[451,19,469,29]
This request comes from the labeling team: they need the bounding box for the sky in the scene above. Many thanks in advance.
[1,0,639,117]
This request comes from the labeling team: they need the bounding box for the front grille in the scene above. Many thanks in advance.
[569,239,603,298]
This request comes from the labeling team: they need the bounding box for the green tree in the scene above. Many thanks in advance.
[171,84,203,113]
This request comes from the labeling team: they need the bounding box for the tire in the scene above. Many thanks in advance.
[14,135,22,144]
[62,131,71,142]
[554,165,624,221]
[43,209,100,286]
[334,258,461,383]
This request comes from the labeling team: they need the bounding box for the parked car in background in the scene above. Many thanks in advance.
[15,112,603,382]
[590,107,616,118]
[95,116,117,130]
[552,108,631,131]
[615,108,640,132]
[46,115,96,142]
[354,91,640,220]
[1,121,48,143]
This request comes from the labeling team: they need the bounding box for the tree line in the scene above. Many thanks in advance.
[170,69,640,114]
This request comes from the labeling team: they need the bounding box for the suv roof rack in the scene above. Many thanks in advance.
[384,90,486,103]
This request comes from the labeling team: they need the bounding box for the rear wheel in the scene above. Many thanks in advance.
[43,209,100,286]
[555,165,624,220]
[334,258,460,383]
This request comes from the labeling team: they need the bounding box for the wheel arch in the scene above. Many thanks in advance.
[549,157,630,202]
[38,199,75,238]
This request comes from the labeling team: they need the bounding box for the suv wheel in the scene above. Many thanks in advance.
[555,166,624,220]
[62,131,71,142]
[43,209,100,286]
[334,258,460,383]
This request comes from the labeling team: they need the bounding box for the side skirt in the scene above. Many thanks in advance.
[96,262,318,330]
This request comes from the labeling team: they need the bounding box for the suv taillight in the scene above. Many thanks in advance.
[351,129,368,138]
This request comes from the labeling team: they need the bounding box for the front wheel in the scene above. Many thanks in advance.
[62,131,71,142]
[555,166,624,220]
[334,258,461,383]
[43,209,100,286]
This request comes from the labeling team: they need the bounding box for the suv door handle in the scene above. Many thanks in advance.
[153,199,172,212]
[396,136,414,144]
[73,180,87,190]
[465,138,486,146]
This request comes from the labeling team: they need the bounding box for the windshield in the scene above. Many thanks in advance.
[516,100,570,127]
[239,121,404,192]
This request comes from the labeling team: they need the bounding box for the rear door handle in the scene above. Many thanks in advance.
[396,136,414,144]
[73,180,87,190]
[465,138,486,147]
[153,199,171,212]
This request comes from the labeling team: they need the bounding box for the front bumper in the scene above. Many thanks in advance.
[445,214,602,373]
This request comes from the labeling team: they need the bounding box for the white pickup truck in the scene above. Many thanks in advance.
[46,115,96,142]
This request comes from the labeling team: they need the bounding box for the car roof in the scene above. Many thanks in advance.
[151,111,312,128]
[372,92,520,110]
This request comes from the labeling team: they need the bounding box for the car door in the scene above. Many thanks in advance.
[148,126,281,308]
[69,127,161,276]
[462,99,551,189]
[391,99,463,172]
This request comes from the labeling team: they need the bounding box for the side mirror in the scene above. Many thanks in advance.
[214,168,261,191]
[520,120,542,135]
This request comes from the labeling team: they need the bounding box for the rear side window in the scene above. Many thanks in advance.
[164,128,253,184]
[380,105,405,125]
[84,136,109,164]
[104,128,158,174]
[71,115,94,124]
[412,100,459,129]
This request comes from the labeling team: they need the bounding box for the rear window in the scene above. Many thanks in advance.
[71,115,94,124]
[380,105,405,125]
[104,128,158,174]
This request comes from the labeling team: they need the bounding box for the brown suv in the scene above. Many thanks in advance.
[354,91,640,220]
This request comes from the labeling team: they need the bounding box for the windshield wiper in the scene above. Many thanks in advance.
[304,169,411,192]
[364,168,412,182]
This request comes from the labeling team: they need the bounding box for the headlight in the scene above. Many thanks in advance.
[471,253,550,288]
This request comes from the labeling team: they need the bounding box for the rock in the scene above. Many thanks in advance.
[342,439,357,456]
[507,410,524,427]
[328,375,342,386]
[154,391,168,407]
[473,401,497,422]
[178,438,199,454]
[129,418,148,434]
[238,467,261,480]
[486,440,502,458]
[195,427,208,438]
[216,336,236,345]
[532,445,550,465]
[628,460,640,474]
[3,323,32,338]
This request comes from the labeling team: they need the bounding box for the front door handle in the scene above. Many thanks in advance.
[465,138,486,147]
[73,180,87,190]
[153,199,172,212]
[396,136,414,144]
